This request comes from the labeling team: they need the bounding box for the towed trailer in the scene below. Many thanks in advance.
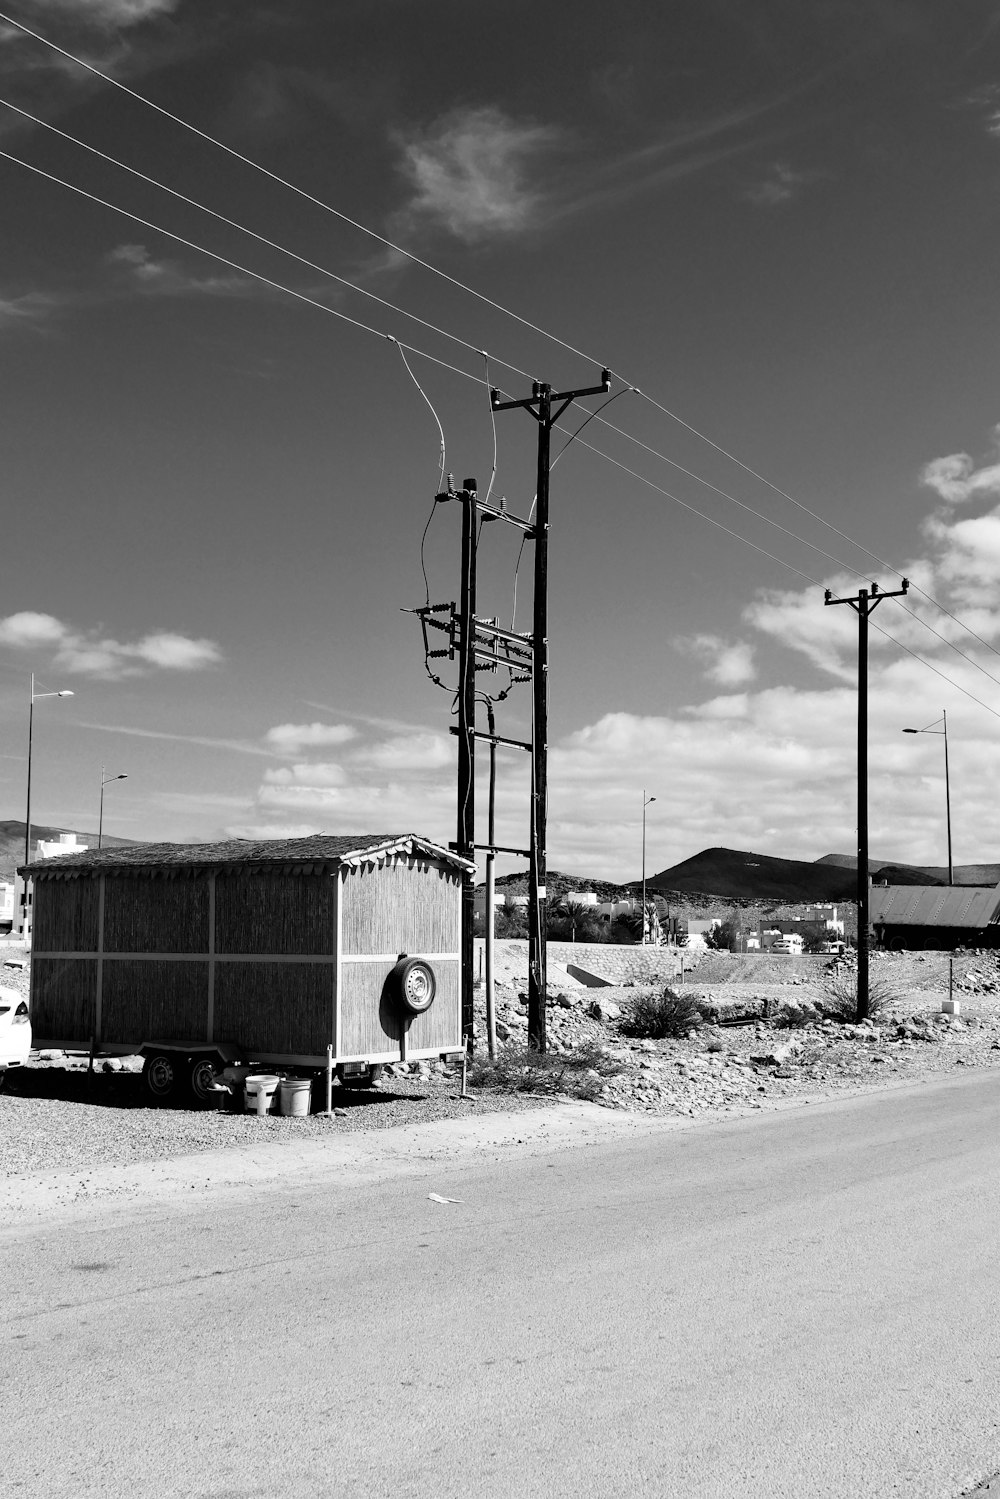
[20,833,473,1107]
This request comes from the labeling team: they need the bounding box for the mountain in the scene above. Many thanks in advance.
[646,848,857,901]
[816,853,1000,884]
[0,821,139,880]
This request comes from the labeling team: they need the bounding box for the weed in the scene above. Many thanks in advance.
[619,988,707,1040]
[468,1041,622,1101]
[819,972,900,1024]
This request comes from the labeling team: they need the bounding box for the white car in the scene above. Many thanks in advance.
[0,983,31,1078]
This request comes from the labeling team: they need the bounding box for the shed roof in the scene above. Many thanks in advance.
[870,884,1000,928]
[20,833,474,879]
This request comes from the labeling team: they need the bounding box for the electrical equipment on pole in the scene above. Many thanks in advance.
[490,370,610,1050]
[409,365,608,1055]
[824,577,908,1019]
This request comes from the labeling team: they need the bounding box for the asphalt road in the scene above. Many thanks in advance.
[4,1073,1000,1499]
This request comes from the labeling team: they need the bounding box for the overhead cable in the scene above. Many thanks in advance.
[2,19,996,667]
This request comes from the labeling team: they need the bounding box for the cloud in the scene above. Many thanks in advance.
[394,105,563,242]
[76,722,276,758]
[30,0,180,24]
[921,427,1000,504]
[676,634,757,686]
[264,722,358,754]
[0,290,57,329]
[743,160,809,207]
[107,243,254,300]
[0,612,222,678]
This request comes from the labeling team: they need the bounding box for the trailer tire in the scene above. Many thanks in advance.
[390,957,436,1016]
[337,1064,384,1089]
[187,1056,223,1108]
[143,1052,179,1103]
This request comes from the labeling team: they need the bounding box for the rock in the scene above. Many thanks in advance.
[750,1041,802,1066]
[586,999,621,1022]
[37,1049,64,1061]
[495,1020,512,1041]
[101,1058,124,1073]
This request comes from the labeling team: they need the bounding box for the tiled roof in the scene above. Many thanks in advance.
[21,833,473,877]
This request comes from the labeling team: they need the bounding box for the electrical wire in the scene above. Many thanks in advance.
[4,7,997,670]
[0,94,541,390]
[3,139,999,725]
[870,618,1000,724]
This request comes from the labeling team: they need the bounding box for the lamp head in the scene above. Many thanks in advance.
[902,728,918,734]
[57,691,74,698]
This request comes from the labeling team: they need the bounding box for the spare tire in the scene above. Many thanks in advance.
[390,956,436,1016]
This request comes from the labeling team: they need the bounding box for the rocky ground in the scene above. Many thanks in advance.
[3,947,999,1179]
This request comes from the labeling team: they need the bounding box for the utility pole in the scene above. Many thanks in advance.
[456,479,479,1044]
[491,370,610,1050]
[825,578,908,1019]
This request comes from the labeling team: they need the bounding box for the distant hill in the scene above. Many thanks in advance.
[0,820,138,880]
[646,847,858,902]
[495,868,632,902]
[816,852,1000,884]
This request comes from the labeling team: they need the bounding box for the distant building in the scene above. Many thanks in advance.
[36,832,89,859]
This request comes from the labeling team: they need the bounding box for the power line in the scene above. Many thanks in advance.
[2,22,997,671]
[3,145,999,729]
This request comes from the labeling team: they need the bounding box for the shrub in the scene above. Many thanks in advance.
[619,987,707,1039]
[819,972,900,1023]
[468,1041,621,1101]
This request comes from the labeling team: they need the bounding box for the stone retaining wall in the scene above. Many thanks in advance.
[474,938,698,989]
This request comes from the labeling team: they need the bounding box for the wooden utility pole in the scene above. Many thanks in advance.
[824,578,908,1018]
[456,479,478,1043]
[490,370,610,1051]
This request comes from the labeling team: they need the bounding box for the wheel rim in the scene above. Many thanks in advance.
[190,1059,218,1102]
[404,965,433,1010]
[146,1056,175,1096]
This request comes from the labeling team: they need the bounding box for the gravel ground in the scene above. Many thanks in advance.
[4,947,1000,1182]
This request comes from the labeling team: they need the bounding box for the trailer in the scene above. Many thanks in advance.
[20,832,473,1106]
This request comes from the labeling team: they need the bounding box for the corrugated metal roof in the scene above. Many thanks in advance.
[20,833,474,878]
[870,884,1000,928]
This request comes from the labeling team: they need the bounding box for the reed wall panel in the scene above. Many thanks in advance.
[213,962,333,1055]
[32,879,99,954]
[215,872,334,956]
[339,958,461,1057]
[101,961,208,1045]
[30,958,97,1044]
[103,876,209,954]
[341,861,461,956]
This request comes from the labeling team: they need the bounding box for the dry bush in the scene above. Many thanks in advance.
[819,972,900,1023]
[619,988,707,1040]
[468,1041,621,1101]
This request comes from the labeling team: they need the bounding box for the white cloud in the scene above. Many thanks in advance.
[107,243,253,299]
[395,106,562,242]
[677,633,756,686]
[743,160,809,207]
[356,733,452,771]
[30,0,179,26]
[921,427,1000,504]
[264,722,358,754]
[0,611,222,678]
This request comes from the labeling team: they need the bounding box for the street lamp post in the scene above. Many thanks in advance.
[98,766,128,850]
[641,791,656,946]
[23,672,74,936]
[902,710,953,886]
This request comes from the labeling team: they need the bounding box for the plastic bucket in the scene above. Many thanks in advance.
[244,1074,281,1115]
[279,1076,312,1117]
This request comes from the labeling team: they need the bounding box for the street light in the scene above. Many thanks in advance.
[902,709,952,886]
[23,673,74,934]
[641,791,656,946]
[98,765,128,849]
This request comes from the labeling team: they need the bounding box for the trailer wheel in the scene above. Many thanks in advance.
[143,1052,178,1102]
[337,1064,384,1089]
[390,957,436,1016]
[187,1056,223,1108]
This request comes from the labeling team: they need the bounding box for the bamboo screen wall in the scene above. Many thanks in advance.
[30,852,463,1060]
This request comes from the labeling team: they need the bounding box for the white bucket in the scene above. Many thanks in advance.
[279,1076,312,1117]
[244,1074,281,1115]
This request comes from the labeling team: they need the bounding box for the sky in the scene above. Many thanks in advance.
[1,0,1000,881]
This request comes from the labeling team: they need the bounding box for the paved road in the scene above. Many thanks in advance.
[4,1073,1000,1499]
